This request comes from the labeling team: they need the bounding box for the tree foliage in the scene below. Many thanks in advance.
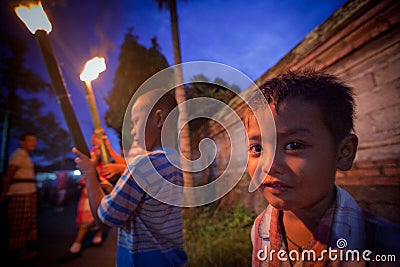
[0,31,72,168]
[104,28,171,142]
[185,74,240,136]
[0,31,50,109]
[183,75,241,185]
[185,74,240,102]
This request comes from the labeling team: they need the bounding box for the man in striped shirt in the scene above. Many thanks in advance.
[73,89,187,266]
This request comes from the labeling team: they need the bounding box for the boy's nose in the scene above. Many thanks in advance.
[266,149,284,176]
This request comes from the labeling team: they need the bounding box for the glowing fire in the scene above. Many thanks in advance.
[15,1,52,34]
[80,57,106,82]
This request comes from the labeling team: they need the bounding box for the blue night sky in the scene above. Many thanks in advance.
[1,0,347,162]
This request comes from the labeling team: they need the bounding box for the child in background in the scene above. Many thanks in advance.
[245,68,400,266]
[57,134,113,263]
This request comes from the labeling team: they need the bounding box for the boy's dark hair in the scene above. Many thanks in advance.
[246,68,356,147]
[148,90,180,129]
[19,132,36,141]
[151,91,179,117]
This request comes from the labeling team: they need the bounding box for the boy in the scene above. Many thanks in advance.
[73,89,188,266]
[245,69,400,266]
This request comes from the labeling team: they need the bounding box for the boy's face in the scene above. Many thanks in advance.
[131,97,159,151]
[246,98,338,212]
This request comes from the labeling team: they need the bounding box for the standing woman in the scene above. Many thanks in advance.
[1,133,38,262]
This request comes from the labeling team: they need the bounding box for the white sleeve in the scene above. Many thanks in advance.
[251,220,256,245]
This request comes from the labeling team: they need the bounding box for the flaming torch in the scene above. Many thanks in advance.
[15,2,90,156]
[80,57,110,164]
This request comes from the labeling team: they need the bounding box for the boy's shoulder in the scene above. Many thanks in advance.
[252,205,274,240]
[10,147,27,158]
[335,186,399,253]
[126,147,179,164]
[363,210,400,230]
[148,147,181,168]
[125,147,181,176]
[336,186,399,230]
[125,147,183,191]
[362,210,400,253]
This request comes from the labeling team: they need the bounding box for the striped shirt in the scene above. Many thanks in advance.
[98,147,187,267]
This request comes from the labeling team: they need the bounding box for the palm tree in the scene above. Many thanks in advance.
[154,0,193,189]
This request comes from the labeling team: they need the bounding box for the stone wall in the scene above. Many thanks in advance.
[205,0,400,224]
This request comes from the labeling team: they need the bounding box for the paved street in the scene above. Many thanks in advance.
[11,200,117,267]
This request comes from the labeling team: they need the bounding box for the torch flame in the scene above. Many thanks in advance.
[15,1,52,34]
[80,57,106,82]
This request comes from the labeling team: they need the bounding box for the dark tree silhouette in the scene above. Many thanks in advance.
[104,28,170,144]
[0,31,72,171]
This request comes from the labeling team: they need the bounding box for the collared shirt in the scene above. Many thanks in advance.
[98,147,187,267]
[251,186,400,266]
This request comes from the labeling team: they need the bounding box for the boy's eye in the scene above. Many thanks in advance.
[284,142,304,150]
[249,144,263,154]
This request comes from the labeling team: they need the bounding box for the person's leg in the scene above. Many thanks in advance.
[8,194,38,260]
[6,195,22,263]
[57,223,89,263]
[92,228,103,245]
[69,224,89,253]
[20,192,38,260]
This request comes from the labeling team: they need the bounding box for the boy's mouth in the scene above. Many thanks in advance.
[262,180,292,194]
[263,181,291,188]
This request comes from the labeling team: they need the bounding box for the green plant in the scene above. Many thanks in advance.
[183,204,256,267]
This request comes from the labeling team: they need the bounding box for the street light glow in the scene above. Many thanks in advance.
[15,1,52,34]
[80,57,106,82]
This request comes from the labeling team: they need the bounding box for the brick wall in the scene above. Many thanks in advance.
[337,158,400,223]
[204,0,400,224]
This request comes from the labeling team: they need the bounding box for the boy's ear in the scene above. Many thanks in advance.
[155,109,164,128]
[337,134,358,171]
